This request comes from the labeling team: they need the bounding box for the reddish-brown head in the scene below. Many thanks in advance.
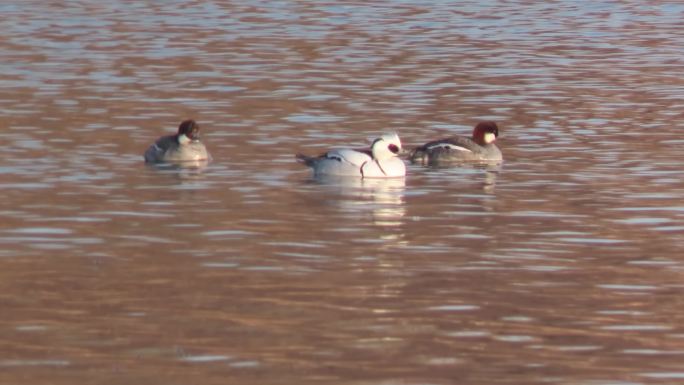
[177,119,200,141]
[472,121,499,146]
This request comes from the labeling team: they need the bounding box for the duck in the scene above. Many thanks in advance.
[409,121,503,165]
[144,119,211,163]
[296,133,406,178]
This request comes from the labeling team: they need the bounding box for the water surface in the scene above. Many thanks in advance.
[1,1,684,384]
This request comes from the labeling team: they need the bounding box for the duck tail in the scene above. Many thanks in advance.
[295,153,316,167]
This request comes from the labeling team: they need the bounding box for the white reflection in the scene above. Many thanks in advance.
[312,175,407,228]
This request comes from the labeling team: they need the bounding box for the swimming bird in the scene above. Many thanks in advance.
[409,121,502,165]
[144,119,211,163]
[296,133,406,178]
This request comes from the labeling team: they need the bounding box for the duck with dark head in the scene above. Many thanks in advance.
[144,119,211,164]
[409,121,502,165]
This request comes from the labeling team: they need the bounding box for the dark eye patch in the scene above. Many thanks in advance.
[388,144,400,154]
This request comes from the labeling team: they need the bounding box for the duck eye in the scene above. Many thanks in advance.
[388,144,399,154]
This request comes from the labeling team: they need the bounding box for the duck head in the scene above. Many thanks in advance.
[472,121,499,146]
[177,119,201,145]
[371,132,403,161]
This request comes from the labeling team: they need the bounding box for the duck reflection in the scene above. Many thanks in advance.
[482,164,501,194]
[146,158,210,172]
[421,162,502,194]
[144,158,211,185]
[311,175,407,228]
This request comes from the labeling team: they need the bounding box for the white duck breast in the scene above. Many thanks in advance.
[162,140,210,162]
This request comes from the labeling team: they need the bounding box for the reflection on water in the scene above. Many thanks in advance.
[418,163,502,195]
[2,0,684,384]
[310,176,406,228]
[144,158,211,177]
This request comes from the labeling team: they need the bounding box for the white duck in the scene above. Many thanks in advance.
[296,133,406,178]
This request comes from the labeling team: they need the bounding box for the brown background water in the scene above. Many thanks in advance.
[2,1,684,384]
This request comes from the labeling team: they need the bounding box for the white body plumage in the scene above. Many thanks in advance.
[297,133,406,178]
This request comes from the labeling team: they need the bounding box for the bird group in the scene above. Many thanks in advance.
[144,119,503,177]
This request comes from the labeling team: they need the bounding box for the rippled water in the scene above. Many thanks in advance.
[2,1,684,384]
